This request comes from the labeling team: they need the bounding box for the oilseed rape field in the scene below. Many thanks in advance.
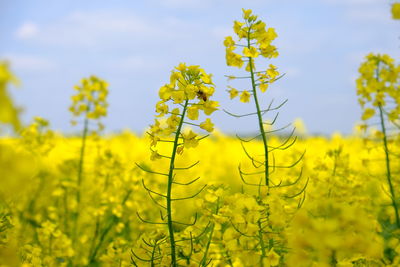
[1,6,400,267]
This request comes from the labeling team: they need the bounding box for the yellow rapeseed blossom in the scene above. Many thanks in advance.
[225,9,280,103]
[200,118,214,132]
[228,86,239,99]
[361,108,375,121]
[356,53,400,123]
[263,248,280,266]
[150,64,217,148]
[392,3,400,19]
[243,46,259,58]
[0,61,21,132]
[150,66,218,147]
[240,90,251,103]
[69,75,109,122]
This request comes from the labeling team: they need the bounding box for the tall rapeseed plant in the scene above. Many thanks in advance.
[223,9,304,188]
[0,61,21,133]
[69,76,109,245]
[134,63,217,266]
[220,9,307,266]
[356,53,400,227]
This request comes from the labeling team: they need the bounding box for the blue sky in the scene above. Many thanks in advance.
[1,0,399,135]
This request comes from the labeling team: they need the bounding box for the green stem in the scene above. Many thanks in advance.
[73,116,89,246]
[63,187,69,234]
[150,241,157,267]
[258,220,266,267]
[378,104,400,227]
[89,190,132,263]
[200,198,220,266]
[77,117,89,205]
[247,32,269,186]
[167,99,189,267]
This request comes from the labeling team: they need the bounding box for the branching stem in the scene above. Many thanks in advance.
[378,104,400,227]
[247,32,269,186]
[73,116,89,245]
[167,99,189,266]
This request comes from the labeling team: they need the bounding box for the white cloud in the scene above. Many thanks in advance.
[211,26,233,40]
[15,22,39,39]
[157,0,206,8]
[13,10,219,52]
[322,0,383,5]
[111,56,167,71]
[1,54,56,71]
[345,7,391,23]
[153,0,268,9]
[284,67,301,77]
[321,0,391,23]
[16,11,169,47]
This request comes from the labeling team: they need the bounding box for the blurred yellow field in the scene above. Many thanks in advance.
[1,131,399,266]
[1,4,400,267]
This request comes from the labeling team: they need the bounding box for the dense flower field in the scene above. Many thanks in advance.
[1,5,400,267]
[0,131,399,266]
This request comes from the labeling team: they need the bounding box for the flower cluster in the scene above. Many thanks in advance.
[393,3,400,20]
[149,63,218,152]
[0,61,21,132]
[356,53,400,123]
[21,117,55,155]
[69,76,108,127]
[224,9,280,103]
[287,200,383,266]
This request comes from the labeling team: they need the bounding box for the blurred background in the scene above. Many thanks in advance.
[1,0,399,135]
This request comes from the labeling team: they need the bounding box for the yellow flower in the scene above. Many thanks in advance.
[200,118,214,132]
[240,90,251,103]
[159,85,172,100]
[259,83,268,92]
[150,150,162,161]
[70,75,108,121]
[263,248,280,267]
[223,36,235,48]
[392,3,400,19]
[202,100,219,115]
[184,84,197,99]
[149,135,159,147]
[176,145,184,155]
[233,21,244,36]
[187,106,199,120]
[170,71,184,86]
[267,64,279,79]
[260,44,279,59]
[228,86,239,99]
[245,60,255,72]
[172,90,185,104]
[150,119,161,133]
[361,108,375,120]
[155,101,169,116]
[200,70,213,84]
[243,46,259,58]
[182,130,199,148]
[175,62,186,72]
[226,49,244,68]
[242,8,252,20]
[167,114,180,129]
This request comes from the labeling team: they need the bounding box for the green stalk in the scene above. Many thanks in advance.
[167,99,189,266]
[88,190,132,263]
[247,31,269,186]
[258,220,266,267]
[77,117,89,205]
[374,61,400,228]
[200,198,220,266]
[73,116,89,246]
[378,104,400,227]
